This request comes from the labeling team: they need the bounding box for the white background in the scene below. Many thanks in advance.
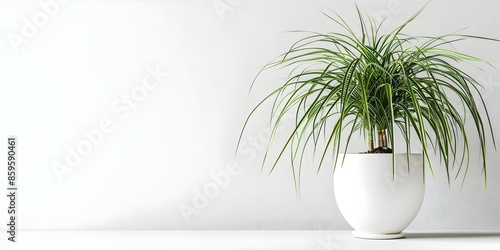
[0,0,499,230]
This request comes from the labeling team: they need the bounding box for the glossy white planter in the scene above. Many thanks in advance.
[333,153,424,239]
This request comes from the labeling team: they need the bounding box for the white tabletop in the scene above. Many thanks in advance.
[1,230,499,250]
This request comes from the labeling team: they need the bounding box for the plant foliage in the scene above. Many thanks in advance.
[238,6,497,190]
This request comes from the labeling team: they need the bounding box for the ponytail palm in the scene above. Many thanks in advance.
[239,7,497,188]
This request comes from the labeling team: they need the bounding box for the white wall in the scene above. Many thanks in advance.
[0,0,499,230]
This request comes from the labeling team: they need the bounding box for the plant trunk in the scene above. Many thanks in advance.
[366,130,391,153]
[378,130,387,148]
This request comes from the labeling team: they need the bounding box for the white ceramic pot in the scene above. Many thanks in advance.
[333,153,424,239]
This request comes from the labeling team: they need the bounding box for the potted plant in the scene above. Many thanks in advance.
[238,6,497,239]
